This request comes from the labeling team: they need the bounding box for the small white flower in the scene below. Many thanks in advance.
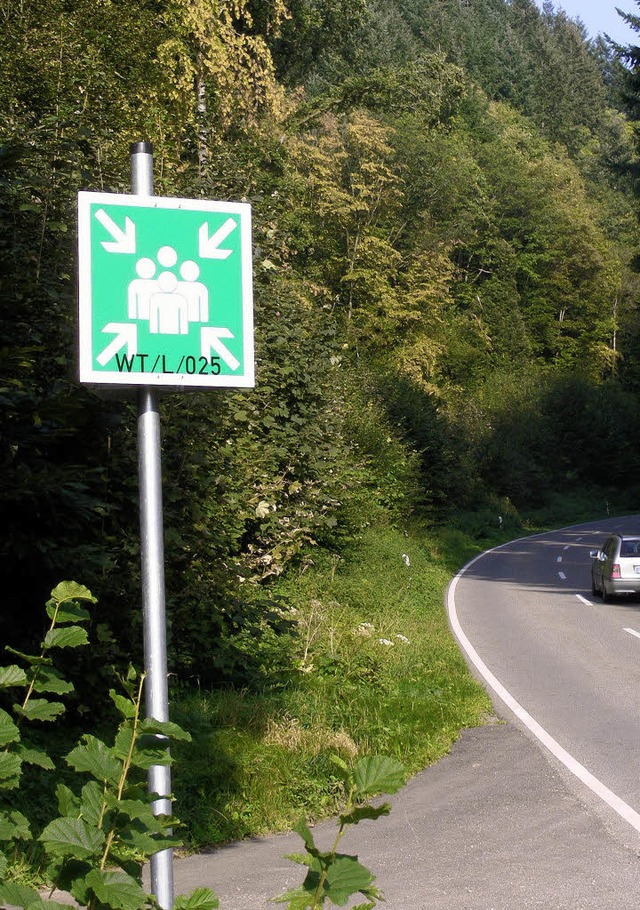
[396,634,410,643]
[378,638,393,646]
[402,553,410,566]
[355,622,374,637]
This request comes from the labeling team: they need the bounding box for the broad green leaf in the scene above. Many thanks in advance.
[324,854,378,905]
[113,725,135,760]
[32,666,74,695]
[44,626,89,650]
[49,581,96,607]
[0,751,22,786]
[173,887,219,910]
[0,707,20,745]
[39,816,105,858]
[79,780,107,827]
[109,690,137,719]
[0,665,27,688]
[17,744,56,769]
[0,881,40,906]
[46,599,92,623]
[293,818,320,858]
[14,698,65,722]
[352,755,405,797]
[24,900,77,910]
[130,744,174,771]
[283,852,313,868]
[0,810,31,840]
[0,813,16,840]
[85,869,147,910]
[140,717,192,742]
[273,886,315,907]
[56,783,80,816]
[340,803,390,827]
[0,850,7,877]
[110,798,159,827]
[66,735,122,783]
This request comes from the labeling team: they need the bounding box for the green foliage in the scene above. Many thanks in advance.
[277,756,405,909]
[0,583,218,910]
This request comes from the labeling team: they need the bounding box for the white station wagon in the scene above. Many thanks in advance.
[590,533,640,602]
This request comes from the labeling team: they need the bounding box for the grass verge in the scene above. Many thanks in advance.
[171,522,494,848]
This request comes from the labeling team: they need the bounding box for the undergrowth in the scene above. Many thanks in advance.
[171,523,494,848]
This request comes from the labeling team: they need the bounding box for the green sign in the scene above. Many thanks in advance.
[78,192,254,387]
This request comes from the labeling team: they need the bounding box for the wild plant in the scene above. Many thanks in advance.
[0,581,218,910]
[276,754,405,909]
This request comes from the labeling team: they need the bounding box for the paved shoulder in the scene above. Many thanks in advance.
[168,723,640,910]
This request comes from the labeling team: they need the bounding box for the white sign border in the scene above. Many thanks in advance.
[78,192,255,388]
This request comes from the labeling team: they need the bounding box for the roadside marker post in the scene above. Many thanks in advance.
[77,142,255,910]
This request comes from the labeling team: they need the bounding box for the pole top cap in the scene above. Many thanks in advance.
[130,141,153,155]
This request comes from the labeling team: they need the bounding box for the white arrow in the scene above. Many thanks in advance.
[97,323,138,366]
[95,209,136,254]
[201,327,240,371]
[199,217,237,260]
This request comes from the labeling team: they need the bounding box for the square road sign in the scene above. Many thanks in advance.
[78,192,254,388]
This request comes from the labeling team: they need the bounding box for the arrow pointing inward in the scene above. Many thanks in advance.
[199,218,237,260]
[97,323,138,366]
[95,209,136,254]
[201,327,240,371]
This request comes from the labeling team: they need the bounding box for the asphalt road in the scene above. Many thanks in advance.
[159,518,640,909]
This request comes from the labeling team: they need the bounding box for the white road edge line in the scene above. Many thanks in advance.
[576,594,592,606]
[625,628,640,641]
[558,571,566,580]
[448,551,640,835]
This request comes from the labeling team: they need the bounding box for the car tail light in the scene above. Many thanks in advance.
[611,564,621,579]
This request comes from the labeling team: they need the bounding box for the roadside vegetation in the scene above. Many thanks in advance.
[4,0,640,885]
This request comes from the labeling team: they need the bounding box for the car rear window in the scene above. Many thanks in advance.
[620,540,640,557]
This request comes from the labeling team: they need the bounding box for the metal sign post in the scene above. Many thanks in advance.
[131,142,174,910]
[77,142,255,910]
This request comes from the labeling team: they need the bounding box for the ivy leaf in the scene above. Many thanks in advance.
[0,707,20,745]
[14,698,65,722]
[0,665,27,688]
[352,756,405,798]
[39,816,105,859]
[44,626,89,650]
[173,888,220,910]
[85,869,148,910]
[66,735,122,783]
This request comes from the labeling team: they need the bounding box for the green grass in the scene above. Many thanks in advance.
[171,523,494,848]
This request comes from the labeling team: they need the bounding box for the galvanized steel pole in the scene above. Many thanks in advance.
[131,141,175,910]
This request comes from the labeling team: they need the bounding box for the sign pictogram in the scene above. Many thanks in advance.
[78,192,254,387]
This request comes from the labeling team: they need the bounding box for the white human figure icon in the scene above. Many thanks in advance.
[149,270,189,334]
[128,258,157,319]
[180,260,209,322]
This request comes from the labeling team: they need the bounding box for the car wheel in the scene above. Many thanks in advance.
[602,585,611,604]
[591,576,598,596]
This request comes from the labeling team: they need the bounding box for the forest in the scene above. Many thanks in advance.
[3,0,640,853]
